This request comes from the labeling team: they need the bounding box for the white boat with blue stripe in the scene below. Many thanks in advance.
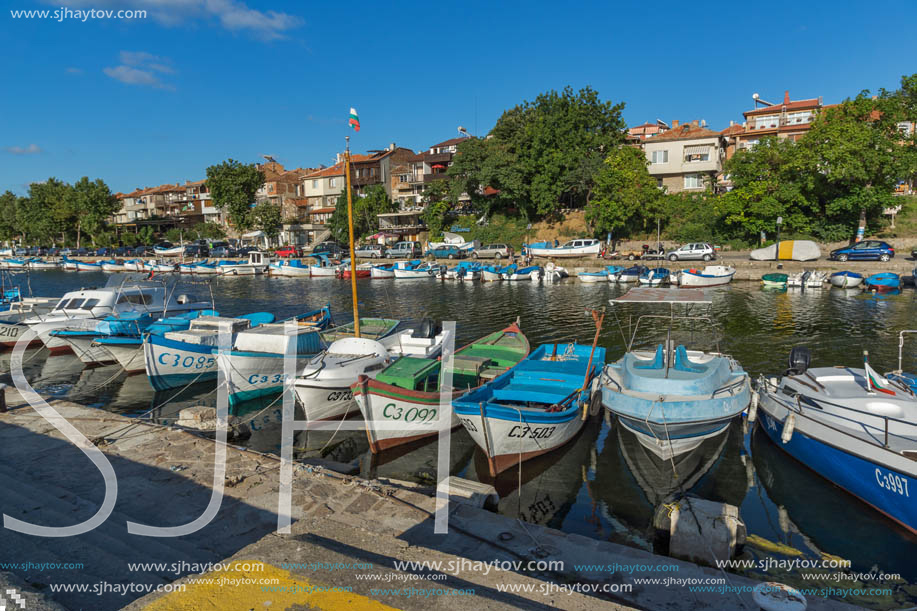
[600,288,751,460]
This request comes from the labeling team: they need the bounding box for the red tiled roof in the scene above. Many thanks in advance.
[648,124,722,141]
[720,124,745,136]
[744,98,820,116]
[309,207,336,214]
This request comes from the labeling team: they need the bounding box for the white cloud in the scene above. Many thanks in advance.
[4,144,43,155]
[43,0,303,40]
[104,50,175,89]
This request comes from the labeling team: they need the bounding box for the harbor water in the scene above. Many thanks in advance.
[3,270,916,608]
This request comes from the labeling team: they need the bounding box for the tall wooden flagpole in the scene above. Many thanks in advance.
[344,135,360,338]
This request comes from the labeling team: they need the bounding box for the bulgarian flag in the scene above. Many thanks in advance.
[349,108,360,132]
[864,351,895,395]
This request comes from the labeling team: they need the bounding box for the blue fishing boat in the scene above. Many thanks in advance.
[865,272,900,291]
[757,347,917,534]
[617,265,648,284]
[830,270,864,288]
[269,259,311,277]
[502,265,541,281]
[482,263,514,282]
[454,337,606,476]
[638,267,670,286]
[578,265,623,283]
[93,310,219,373]
[144,312,275,390]
[601,288,751,459]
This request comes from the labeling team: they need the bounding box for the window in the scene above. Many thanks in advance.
[898,122,914,136]
[684,174,704,189]
[81,299,100,310]
[651,150,669,164]
[754,114,779,129]
[329,178,338,188]
[683,146,711,163]
[656,178,663,189]
[312,180,318,188]
[370,168,377,177]
[787,111,814,124]
[117,293,152,305]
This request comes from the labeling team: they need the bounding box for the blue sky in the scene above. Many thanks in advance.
[2,0,915,195]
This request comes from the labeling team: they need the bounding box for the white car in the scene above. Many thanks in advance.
[666,243,716,262]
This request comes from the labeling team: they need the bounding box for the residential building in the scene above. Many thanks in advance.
[729,91,824,152]
[627,121,669,142]
[643,120,725,193]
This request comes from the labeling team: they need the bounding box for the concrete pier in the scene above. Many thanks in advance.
[0,386,855,610]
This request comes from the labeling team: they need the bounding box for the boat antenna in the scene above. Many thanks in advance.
[344,135,360,338]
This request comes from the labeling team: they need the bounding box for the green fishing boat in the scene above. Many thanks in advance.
[762,273,788,288]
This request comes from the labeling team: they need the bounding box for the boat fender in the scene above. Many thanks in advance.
[587,389,602,418]
[780,413,795,444]
[690,269,697,274]
[747,391,759,423]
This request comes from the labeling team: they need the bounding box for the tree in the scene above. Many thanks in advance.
[448,86,627,219]
[71,176,119,248]
[585,146,664,237]
[205,159,264,230]
[191,222,226,240]
[251,202,283,242]
[328,185,397,245]
[23,179,69,244]
[0,191,19,241]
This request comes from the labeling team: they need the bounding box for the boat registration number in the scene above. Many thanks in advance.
[0,326,21,338]
[158,352,216,370]
[327,390,353,402]
[876,468,909,497]
[508,425,556,440]
[247,373,288,385]
[382,403,437,423]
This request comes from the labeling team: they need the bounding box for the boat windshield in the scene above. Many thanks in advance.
[610,287,720,353]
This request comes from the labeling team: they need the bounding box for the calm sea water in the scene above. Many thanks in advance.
[3,270,916,608]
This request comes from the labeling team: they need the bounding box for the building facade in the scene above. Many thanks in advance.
[643,120,725,193]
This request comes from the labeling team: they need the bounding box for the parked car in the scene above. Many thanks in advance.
[47,247,60,256]
[236,246,258,258]
[386,241,422,259]
[427,245,466,260]
[210,246,229,258]
[184,245,206,257]
[354,244,386,259]
[472,244,513,260]
[59,248,73,256]
[132,245,150,256]
[275,246,300,258]
[312,241,345,259]
[666,243,716,262]
[13,248,27,256]
[830,240,895,262]
[94,247,110,256]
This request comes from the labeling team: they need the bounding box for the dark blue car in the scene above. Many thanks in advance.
[829,240,895,262]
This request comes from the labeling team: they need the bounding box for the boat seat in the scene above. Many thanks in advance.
[479,367,505,382]
[673,345,705,373]
[492,384,568,405]
[634,344,665,369]
[514,370,582,385]
[453,355,491,377]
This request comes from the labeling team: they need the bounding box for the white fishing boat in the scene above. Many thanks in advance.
[21,275,212,355]
[543,262,568,282]
[829,271,864,288]
[0,297,59,349]
[218,251,269,275]
[75,260,102,272]
[676,265,736,287]
[370,264,395,279]
[269,259,311,277]
[28,259,60,270]
[144,312,275,390]
[144,259,176,273]
[293,320,446,422]
[153,243,186,257]
[309,254,344,277]
[503,265,541,281]
[393,262,441,279]
[526,238,602,258]
[100,260,126,272]
[123,259,144,271]
[427,232,478,253]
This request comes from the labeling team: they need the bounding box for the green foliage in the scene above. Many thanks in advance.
[137,225,155,245]
[422,200,452,237]
[586,146,664,237]
[205,159,264,230]
[72,176,119,246]
[0,191,19,241]
[328,185,397,245]
[191,222,226,240]
[22,179,68,243]
[251,202,283,239]
[448,86,626,219]
[165,228,183,243]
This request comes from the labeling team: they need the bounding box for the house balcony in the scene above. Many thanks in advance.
[424,172,449,183]
[425,153,452,164]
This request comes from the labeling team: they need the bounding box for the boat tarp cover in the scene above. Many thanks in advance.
[749,240,821,261]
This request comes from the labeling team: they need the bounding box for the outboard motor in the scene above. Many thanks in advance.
[416,318,442,339]
[175,294,196,305]
[786,346,811,376]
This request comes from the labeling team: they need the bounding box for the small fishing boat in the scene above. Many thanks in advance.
[756,347,917,534]
[453,336,606,476]
[144,312,275,390]
[144,260,176,273]
[639,267,670,286]
[617,265,648,284]
[601,288,751,459]
[370,264,395,279]
[4,258,29,269]
[218,251,269,275]
[178,262,197,274]
[338,264,372,279]
[865,272,900,291]
[293,319,444,421]
[75,260,103,272]
[61,257,78,271]
[482,263,513,282]
[49,311,155,365]
[526,238,602,258]
[100,259,126,272]
[442,261,482,281]
[269,259,311,277]
[354,321,530,453]
[191,261,219,275]
[502,265,541,281]
[676,265,736,288]
[762,273,788,288]
[217,305,335,405]
[92,309,220,372]
[28,259,60,270]
[153,243,186,257]
[309,254,344,277]
[123,259,144,272]
[393,262,441,279]
[578,270,609,283]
